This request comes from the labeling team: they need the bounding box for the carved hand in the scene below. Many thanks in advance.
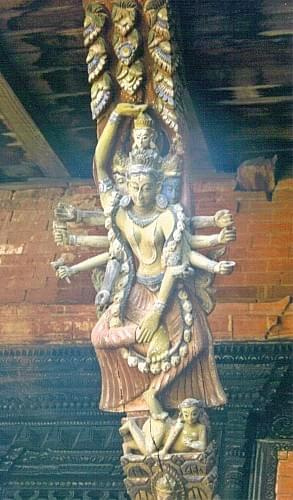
[54,202,77,222]
[214,261,235,275]
[137,310,161,344]
[95,289,110,308]
[56,265,74,280]
[53,227,70,246]
[218,227,237,244]
[115,103,148,117]
[214,209,234,228]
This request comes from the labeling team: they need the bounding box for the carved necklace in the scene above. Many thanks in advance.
[127,209,160,228]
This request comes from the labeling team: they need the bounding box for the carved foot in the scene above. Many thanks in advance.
[147,325,170,364]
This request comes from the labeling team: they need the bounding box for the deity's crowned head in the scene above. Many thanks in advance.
[132,112,157,152]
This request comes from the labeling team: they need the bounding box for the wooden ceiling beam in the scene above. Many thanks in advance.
[0,71,70,178]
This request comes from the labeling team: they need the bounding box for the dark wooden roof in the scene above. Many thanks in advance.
[0,0,292,183]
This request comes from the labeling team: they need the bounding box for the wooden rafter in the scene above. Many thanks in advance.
[0,72,70,178]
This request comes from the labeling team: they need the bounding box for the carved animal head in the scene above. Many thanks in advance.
[236,154,277,194]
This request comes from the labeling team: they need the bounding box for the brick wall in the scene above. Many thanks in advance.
[276,451,293,499]
[0,176,292,344]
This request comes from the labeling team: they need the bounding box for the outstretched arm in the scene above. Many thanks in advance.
[189,250,235,275]
[192,210,234,229]
[53,225,109,249]
[189,227,236,249]
[54,202,105,227]
[55,252,109,280]
[94,103,147,210]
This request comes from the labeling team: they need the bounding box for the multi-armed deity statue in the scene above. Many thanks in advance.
[53,1,236,498]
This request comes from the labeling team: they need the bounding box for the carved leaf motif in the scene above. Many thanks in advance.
[193,247,225,315]
[91,268,105,292]
[152,7,171,39]
[116,60,144,95]
[113,29,140,66]
[194,269,215,315]
[90,72,113,120]
[86,38,108,83]
[83,2,108,47]
[144,0,166,27]
[155,97,178,131]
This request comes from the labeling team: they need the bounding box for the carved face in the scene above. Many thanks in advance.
[156,493,173,500]
[161,176,181,204]
[113,173,127,195]
[181,406,200,424]
[132,128,153,150]
[127,174,158,210]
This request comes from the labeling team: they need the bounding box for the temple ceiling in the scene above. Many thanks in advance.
[0,0,292,183]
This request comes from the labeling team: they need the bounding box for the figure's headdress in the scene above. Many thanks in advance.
[133,111,153,130]
[179,398,203,409]
[127,149,163,181]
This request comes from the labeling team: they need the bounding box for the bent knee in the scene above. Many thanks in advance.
[91,320,110,349]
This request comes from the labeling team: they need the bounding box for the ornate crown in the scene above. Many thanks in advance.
[133,111,153,129]
[127,149,162,180]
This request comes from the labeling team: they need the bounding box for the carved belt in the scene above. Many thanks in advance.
[136,272,164,292]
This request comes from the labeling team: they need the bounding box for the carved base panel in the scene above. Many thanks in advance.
[122,443,218,500]
[0,342,290,499]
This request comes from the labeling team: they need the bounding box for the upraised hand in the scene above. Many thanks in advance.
[214,209,234,228]
[115,103,148,117]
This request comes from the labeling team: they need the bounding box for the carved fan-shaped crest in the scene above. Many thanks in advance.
[86,38,108,83]
[83,3,108,47]
[90,72,112,121]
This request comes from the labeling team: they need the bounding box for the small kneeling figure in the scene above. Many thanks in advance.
[159,398,207,457]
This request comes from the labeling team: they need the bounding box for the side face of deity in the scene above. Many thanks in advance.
[161,176,181,204]
[113,172,127,195]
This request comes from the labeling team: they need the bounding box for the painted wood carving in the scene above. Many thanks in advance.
[52,1,237,497]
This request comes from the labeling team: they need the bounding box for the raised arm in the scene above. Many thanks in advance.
[94,103,147,209]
